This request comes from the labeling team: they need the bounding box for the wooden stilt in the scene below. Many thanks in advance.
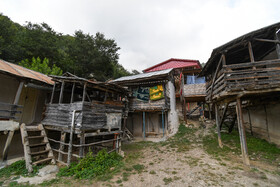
[236,98,250,165]
[142,112,145,140]
[2,130,15,163]
[215,103,223,148]
[58,132,66,161]
[79,133,85,157]
[219,103,229,130]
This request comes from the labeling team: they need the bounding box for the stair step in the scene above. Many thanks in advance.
[29,142,47,148]
[30,149,50,156]
[32,157,53,165]
[25,126,40,131]
[27,135,45,139]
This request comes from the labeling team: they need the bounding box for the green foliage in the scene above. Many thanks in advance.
[0,160,43,178]
[19,57,63,75]
[57,149,123,179]
[0,13,130,81]
[202,127,280,163]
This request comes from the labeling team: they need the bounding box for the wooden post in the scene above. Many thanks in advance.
[183,98,187,123]
[275,29,280,59]
[219,102,229,130]
[162,110,165,137]
[210,54,223,101]
[236,98,250,165]
[142,111,145,140]
[14,82,24,105]
[70,83,75,103]
[209,103,212,120]
[215,103,223,148]
[82,83,87,102]
[50,82,56,104]
[247,109,253,136]
[1,130,15,163]
[59,81,65,104]
[248,41,255,62]
[58,132,66,161]
[79,133,85,158]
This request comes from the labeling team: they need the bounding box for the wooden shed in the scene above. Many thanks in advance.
[41,73,128,165]
[200,22,280,165]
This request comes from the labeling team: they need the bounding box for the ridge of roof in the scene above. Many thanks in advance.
[143,58,200,72]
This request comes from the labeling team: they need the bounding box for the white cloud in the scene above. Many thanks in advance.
[0,0,279,71]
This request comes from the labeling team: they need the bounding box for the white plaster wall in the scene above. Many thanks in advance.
[167,81,179,135]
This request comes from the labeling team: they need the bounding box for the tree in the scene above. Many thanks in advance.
[19,57,63,75]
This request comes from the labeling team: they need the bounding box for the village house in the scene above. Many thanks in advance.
[143,58,206,121]
[0,59,53,167]
[200,22,280,165]
[113,58,206,140]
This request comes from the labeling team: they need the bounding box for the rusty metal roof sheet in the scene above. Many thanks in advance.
[0,59,53,85]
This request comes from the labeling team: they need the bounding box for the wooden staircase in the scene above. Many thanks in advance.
[123,127,134,141]
[20,123,56,172]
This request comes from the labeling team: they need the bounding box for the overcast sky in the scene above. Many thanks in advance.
[1,0,279,72]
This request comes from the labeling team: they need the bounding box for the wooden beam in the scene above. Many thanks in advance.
[222,54,226,65]
[275,29,280,59]
[210,54,223,101]
[82,83,87,102]
[50,82,56,104]
[142,111,145,140]
[254,38,280,44]
[1,130,15,164]
[14,82,24,105]
[58,132,66,161]
[59,81,65,104]
[215,103,223,148]
[219,102,229,130]
[70,83,75,103]
[79,133,85,157]
[248,41,255,62]
[236,98,250,165]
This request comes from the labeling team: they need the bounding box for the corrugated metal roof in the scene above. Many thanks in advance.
[0,59,53,85]
[113,68,173,83]
[143,58,201,73]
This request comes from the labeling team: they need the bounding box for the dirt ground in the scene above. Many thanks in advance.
[2,119,280,187]
[97,120,280,187]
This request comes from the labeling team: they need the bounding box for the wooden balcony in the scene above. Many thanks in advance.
[206,59,280,102]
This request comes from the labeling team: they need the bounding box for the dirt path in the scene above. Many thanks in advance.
[100,125,280,187]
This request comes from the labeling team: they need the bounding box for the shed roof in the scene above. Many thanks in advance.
[113,68,173,84]
[0,59,53,85]
[143,58,201,73]
[50,73,128,94]
[201,22,280,76]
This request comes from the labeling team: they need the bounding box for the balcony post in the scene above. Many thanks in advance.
[248,41,255,62]
[236,97,250,165]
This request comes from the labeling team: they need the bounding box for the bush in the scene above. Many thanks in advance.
[57,149,123,179]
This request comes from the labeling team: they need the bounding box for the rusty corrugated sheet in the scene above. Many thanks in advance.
[0,59,54,85]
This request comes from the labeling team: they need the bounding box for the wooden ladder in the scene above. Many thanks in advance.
[20,123,56,172]
[123,127,134,141]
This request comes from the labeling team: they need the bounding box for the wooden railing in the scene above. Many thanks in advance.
[0,102,23,121]
[206,59,280,101]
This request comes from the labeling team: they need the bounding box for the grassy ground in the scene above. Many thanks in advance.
[202,127,280,165]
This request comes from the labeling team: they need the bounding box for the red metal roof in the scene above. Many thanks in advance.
[143,58,201,73]
[0,59,54,85]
